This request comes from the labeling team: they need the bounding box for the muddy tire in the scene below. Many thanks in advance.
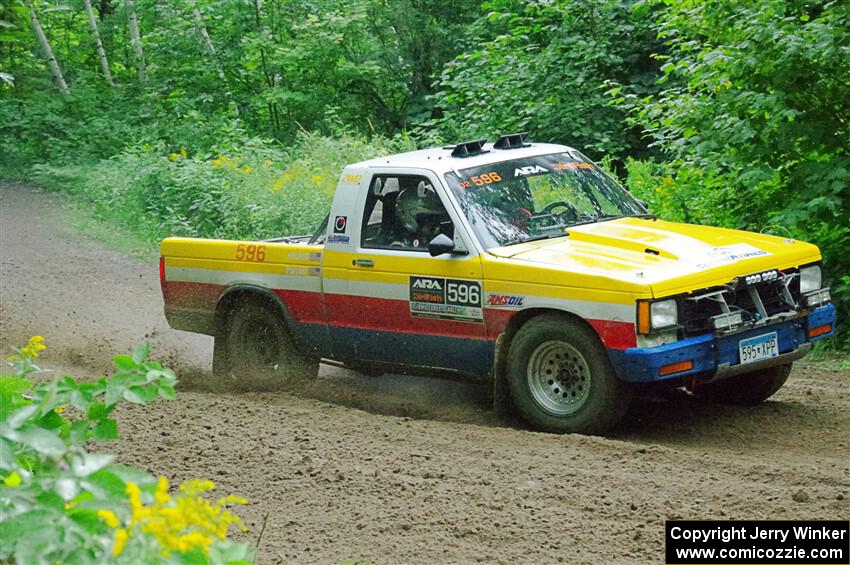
[214,299,318,382]
[694,363,791,406]
[506,314,631,434]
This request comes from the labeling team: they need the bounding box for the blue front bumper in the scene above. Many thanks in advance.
[608,304,836,383]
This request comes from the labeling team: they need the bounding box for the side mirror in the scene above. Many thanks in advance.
[427,233,456,257]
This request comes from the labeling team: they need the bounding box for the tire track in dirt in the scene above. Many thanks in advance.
[1,181,848,564]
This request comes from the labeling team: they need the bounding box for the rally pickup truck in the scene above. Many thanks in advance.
[159,134,836,434]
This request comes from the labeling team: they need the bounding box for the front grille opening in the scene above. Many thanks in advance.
[679,271,802,337]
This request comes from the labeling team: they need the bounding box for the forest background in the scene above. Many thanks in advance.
[1,0,847,347]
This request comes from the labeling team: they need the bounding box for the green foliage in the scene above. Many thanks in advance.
[430,0,663,159]
[0,337,253,564]
[616,0,849,339]
[30,131,412,244]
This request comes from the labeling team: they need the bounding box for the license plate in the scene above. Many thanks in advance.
[738,332,779,364]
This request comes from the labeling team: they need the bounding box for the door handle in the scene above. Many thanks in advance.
[353,258,374,267]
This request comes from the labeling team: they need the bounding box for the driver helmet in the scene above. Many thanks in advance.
[396,181,447,233]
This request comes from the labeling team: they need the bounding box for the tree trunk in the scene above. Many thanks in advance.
[83,0,114,85]
[192,8,215,55]
[125,0,146,82]
[29,5,69,92]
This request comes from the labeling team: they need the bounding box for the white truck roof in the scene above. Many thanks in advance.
[349,142,578,175]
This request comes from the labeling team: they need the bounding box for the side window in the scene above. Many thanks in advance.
[361,175,453,252]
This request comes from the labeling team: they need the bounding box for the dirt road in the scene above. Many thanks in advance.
[1,182,848,564]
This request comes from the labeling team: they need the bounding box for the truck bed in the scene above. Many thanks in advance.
[160,237,324,335]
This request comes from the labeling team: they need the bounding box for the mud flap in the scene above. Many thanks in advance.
[492,333,514,418]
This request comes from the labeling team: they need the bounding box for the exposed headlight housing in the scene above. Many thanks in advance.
[804,288,831,307]
[650,299,678,330]
[800,265,822,294]
[712,311,743,330]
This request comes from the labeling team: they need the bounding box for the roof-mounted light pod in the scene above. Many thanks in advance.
[493,132,530,150]
[449,139,489,158]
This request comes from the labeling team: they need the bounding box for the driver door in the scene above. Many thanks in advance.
[341,170,490,375]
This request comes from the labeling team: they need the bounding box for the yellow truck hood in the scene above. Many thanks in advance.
[488,217,821,297]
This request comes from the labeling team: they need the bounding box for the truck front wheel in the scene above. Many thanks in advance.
[214,300,318,382]
[506,314,631,435]
[694,363,791,405]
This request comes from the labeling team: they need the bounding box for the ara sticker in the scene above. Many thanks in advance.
[514,165,549,177]
[334,216,348,234]
[409,276,483,322]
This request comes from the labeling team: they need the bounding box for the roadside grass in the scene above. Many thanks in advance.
[26,131,413,249]
[64,202,160,261]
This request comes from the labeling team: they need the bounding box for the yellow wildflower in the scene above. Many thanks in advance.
[20,336,46,358]
[216,494,249,506]
[169,153,180,162]
[180,147,188,158]
[155,476,171,505]
[113,528,129,557]
[97,509,121,529]
[179,479,215,495]
[126,482,151,524]
[3,471,21,487]
[242,166,253,174]
[122,478,246,556]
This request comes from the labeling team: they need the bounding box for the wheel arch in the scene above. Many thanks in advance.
[214,284,294,337]
[492,307,605,411]
[496,308,603,364]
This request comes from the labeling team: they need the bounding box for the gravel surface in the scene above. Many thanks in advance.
[1,181,848,564]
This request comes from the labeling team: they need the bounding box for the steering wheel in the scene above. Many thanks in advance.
[541,201,578,217]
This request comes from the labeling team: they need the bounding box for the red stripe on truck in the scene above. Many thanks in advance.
[163,280,636,349]
[323,293,489,340]
[485,308,636,349]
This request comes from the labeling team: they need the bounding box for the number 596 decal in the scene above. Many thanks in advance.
[446,280,481,307]
[235,244,266,262]
[409,276,483,322]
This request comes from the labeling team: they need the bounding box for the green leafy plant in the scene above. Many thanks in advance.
[0,337,253,564]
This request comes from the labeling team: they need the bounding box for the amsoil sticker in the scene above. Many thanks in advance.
[486,294,525,308]
[694,243,770,270]
[334,216,348,234]
[409,276,483,322]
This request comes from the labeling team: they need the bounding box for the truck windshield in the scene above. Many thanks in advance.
[444,152,647,249]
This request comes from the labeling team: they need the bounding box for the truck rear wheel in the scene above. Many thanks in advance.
[694,363,791,405]
[214,299,318,382]
[506,314,630,434]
